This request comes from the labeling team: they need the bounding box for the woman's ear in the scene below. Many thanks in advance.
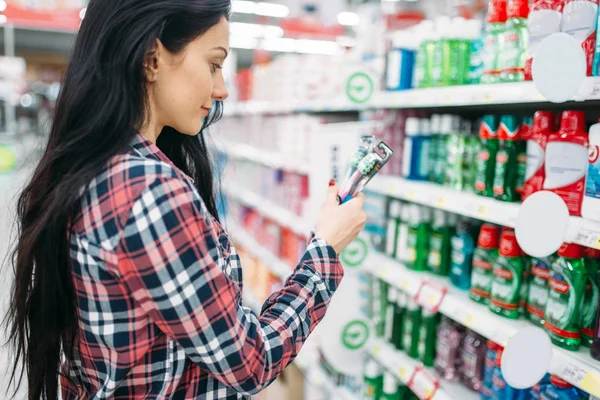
[144,39,161,83]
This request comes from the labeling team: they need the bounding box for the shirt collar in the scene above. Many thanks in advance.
[130,132,176,167]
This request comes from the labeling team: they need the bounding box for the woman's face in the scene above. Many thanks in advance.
[148,17,230,137]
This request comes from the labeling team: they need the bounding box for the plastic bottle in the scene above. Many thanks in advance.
[418,309,439,367]
[386,31,416,92]
[562,0,599,77]
[526,1,564,80]
[545,243,587,351]
[380,372,401,400]
[384,287,398,346]
[470,224,501,304]
[428,114,442,182]
[459,330,486,391]
[468,20,485,85]
[396,205,410,265]
[435,316,464,380]
[431,17,449,87]
[404,205,430,272]
[582,121,600,221]
[386,200,402,258]
[448,17,473,86]
[526,256,554,326]
[445,117,467,190]
[403,298,421,359]
[500,0,530,82]
[475,115,500,197]
[482,0,508,84]
[490,228,524,319]
[529,374,551,400]
[493,115,522,202]
[544,111,589,216]
[393,291,407,351]
[413,22,429,88]
[481,340,501,400]
[520,252,532,315]
[428,210,457,276]
[462,120,480,192]
[540,375,582,400]
[371,278,388,337]
[581,248,599,346]
[516,117,532,198]
[402,118,430,181]
[363,359,384,400]
[523,111,557,201]
[450,219,476,290]
[436,115,456,185]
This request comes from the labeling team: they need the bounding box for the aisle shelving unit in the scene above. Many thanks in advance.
[365,251,600,397]
[214,141,310,175]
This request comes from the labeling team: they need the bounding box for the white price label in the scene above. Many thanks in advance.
[574,228,600,250]
[409,367,439,400]
[559,362,587,386]
[416,281,448,313]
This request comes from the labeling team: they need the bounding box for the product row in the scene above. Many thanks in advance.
[383,200,600,354]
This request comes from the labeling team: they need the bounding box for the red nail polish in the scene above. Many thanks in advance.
[329,179,335,187]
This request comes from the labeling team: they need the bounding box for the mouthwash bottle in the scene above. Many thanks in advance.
[459,329,486,391]
[462,120,480,193]
[393,291,407,351]
[520,251,531,315]
[581,248,599,346]
[415,20,435,88]
[381,372,404,400]
[516,117,532,198]
[404,205,431,271]
[429,114,442,182]
[403,298,421,359]
[384,287,399,346]
[545,243,587,351]
[526,255,554,326]
[493,115,522,202]
[370,278,388,337]
[481,340,501,400]
[418,309,440,367]
[482,0,508,84]
[475,115,500,197]
[428,210,457,276]
[363,359,383,400]
[468,19,485,84]
[435,316,464,380]
[450,219,476,290]
[470,224,500,304]
[499,0,530,82]
[490,228,524,319]
[541,375,581,400]
[386,200,402,258]
[523,111,557,201]
[436,114,456,185]
[445,116,467,189]
[443,17,472,86]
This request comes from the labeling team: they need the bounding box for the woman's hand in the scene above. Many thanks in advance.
[314,181,367,255]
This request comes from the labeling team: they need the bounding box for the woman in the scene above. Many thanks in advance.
[5,1,367,399]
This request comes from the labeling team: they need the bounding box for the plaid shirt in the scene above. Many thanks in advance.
[61,133,343,399]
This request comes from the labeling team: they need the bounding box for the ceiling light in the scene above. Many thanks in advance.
[0,1,7,12]
[230,35,259,50]
[231,0,256,14]
[232,1,289,18]
[262,37,296,52]
[296,39,341,55]
[337,12,360,26]
[230,22,284,38]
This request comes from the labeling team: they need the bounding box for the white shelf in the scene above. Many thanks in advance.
[227,222,291,280]
[214,141,310,175]
[366,251,600,397]
[223,97,369,117]
[368,338,479,400]
[223,185,312,237]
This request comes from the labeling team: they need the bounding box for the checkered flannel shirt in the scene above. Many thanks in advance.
[60,133,343,399]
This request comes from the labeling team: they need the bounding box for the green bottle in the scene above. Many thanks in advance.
[403,298,421,359]
[545,244,587,351]
[428,114,442,182]
[470,224,500,305]
[418,309,440,367]
[372,278,389,337]
[526,256,554,326]
[380,372,402,400]
[515,117,532,198]
[404,205,430,272]
[462,120,479,193]
[493,115,521,202]
[481,0,507,84]
[490,228,524,319]
[386,200,402,258]
[428,210,457,276]
[475,115,500,197]
[436,115,456,185]
[499,0,529,82]
[520,251,531,316]
[393,292,407,351]
[364,359,384,400]
[445,117,466,190]
[384,288,399,346]
[581,248,600,347]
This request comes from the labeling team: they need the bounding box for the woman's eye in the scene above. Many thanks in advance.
[212,63,223,73]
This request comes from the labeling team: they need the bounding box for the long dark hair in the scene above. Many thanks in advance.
[4,1,231,398]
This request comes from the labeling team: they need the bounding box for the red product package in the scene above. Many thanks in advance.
[522,111,557,201]
[562,0,599,76]
[525,0,564,80]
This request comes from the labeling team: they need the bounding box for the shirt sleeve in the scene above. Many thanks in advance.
[115,175,343,396]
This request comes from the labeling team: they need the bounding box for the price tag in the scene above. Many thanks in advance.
[408,191,417,202]
[380,267,389,279]
[409,366,440,400]
[464,312,477,329]
[483,92,495,103]
[559,362,588,387]
[398,367,408,381]
[475,205,489,219]
[416,281,448,313]
[573,229,600,250]
[436,196,446,208]
[401,280,410,291]
[372,346,381,356]
[443,93,452,103]
[387,184,397,195]
[581,371,600,397]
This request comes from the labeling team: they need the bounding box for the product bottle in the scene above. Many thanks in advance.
[371,278,388,337]
[545,243,587,351]
[380,372,401,400]
[529,374,551,400]
[490,228,524,319]
[582,121,600,221]
[470,224,501,304]
[468,20,485,84]
[520,251,532,315]
[462,120,479,192]
[431,17,449,88]
[562,0,599,77]
[459,330,486,391]
[541,375,582,400]
[386,31,416,91]
[428,210,456,276]
[450,219,476,290]
[363,359,384,400]
[500,0,530,82]
[526,255,554,326]
[428,114,442,182]
[396,205,411,265]
[435,316,464,380]
[491,347,527,400]
[581,248,599,346]
[525,1,564,80]
[493,115,522,202]
[415,20,435,88]
[523,111,556,201]
[418,309,440,367]
[475,115,500,197]
[386,200,402,258]
[481,340,501,400]
[404,205,430,271]
[482,0,508,84]
[403,298,421,358]
[447,17,473,86]
[436,115,456,185]
[516,117,532,197]
[402,118,430,181]
[393,291,407,351]
[544,111,589,216]
[445,116,466,189]
[384,287,399,346]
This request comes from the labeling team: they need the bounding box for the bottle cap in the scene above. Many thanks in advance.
[498,115,521,140]
[507,0,529,19]
[583,247,600,258]
[480,115,499,139]
[487,0,508,23]
[533,111,556,136]
[405,118,420,136]
[420,119,431,136]
[478,224,500,249]
[557,243,584,259]
[560,111,587,135]
[499,228,521,257]
[550,375,572,388]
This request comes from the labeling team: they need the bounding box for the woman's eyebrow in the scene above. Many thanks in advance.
[212,46,229,58]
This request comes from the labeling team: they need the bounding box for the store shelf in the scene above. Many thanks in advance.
[223,97,368,117]
[227,222,291,281]
[214,141,310,174]
[368,339,478,400]
[365,251,600,397]
[223,185,312,237]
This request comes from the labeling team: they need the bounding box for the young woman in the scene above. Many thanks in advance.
[5,1,367,399]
